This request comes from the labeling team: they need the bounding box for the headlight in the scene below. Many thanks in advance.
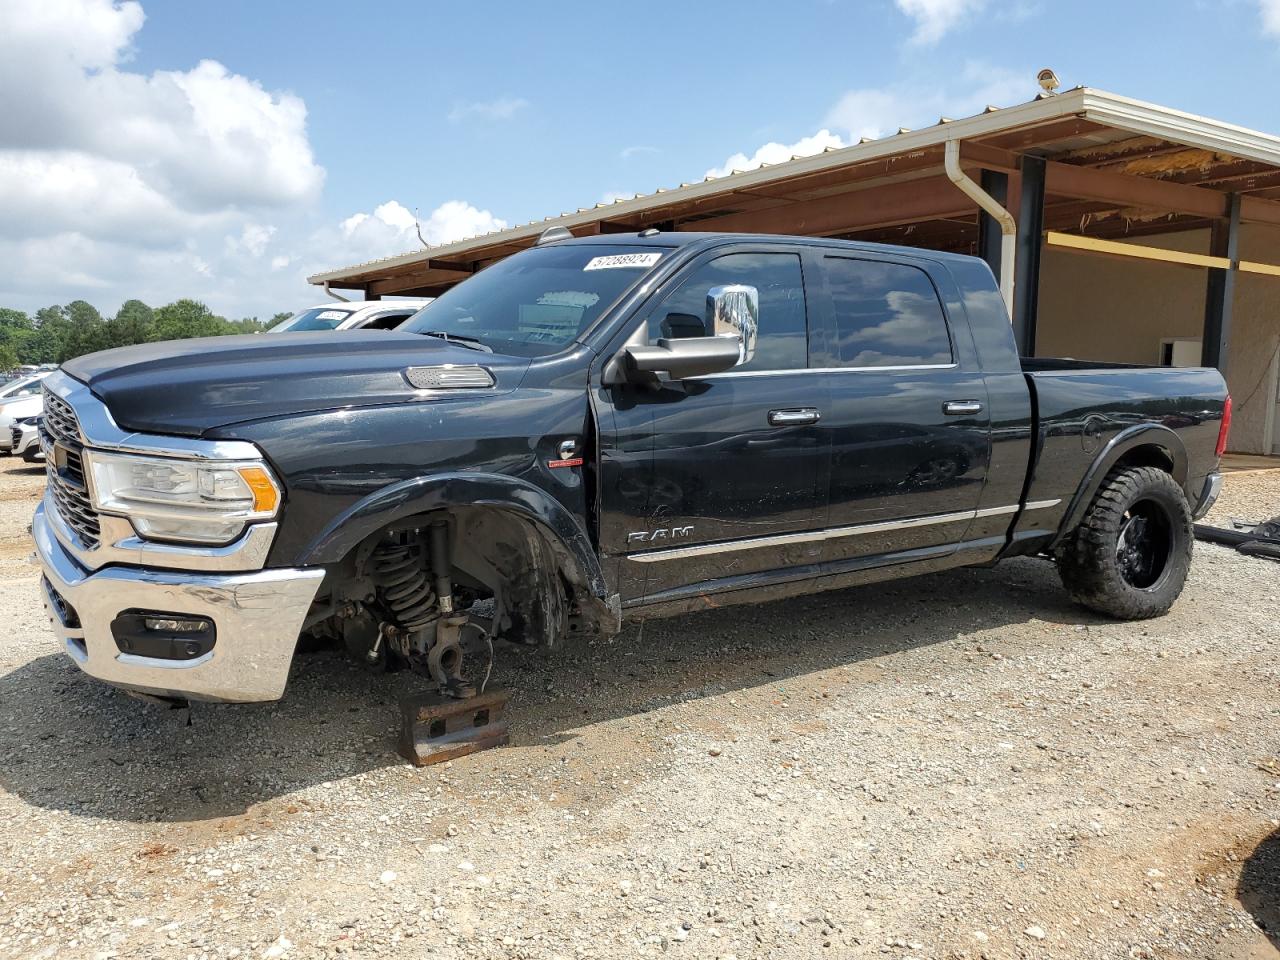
[85,450,281,545]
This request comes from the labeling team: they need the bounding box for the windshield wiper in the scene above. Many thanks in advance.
[418,330,493,353]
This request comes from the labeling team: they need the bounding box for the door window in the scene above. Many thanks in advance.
[645,252,807,372]
[824,257,952,367]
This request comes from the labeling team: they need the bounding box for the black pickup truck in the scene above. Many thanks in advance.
[32,231,1230,706]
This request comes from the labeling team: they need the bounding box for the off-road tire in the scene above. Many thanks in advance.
[1056,466,1192,620]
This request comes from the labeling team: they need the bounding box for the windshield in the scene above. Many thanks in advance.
[399,244,670,357]
[270,306,356,333]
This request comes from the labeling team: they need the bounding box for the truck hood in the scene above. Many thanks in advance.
[61,332,532,437]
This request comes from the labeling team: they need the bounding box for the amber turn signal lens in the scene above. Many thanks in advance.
[236,465,279,513]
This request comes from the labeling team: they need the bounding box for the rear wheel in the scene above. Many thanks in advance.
[1056,466,1192,620]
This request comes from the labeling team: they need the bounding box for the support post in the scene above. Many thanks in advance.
[977,169,1009,281]
[1013,155,1046,357]
[1202,193,1241,373]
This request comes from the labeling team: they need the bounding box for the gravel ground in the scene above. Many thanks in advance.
[0,455,1277,960]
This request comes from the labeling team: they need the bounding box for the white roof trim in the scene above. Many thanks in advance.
[1077,90,1280,167]
[309,88,1280,286]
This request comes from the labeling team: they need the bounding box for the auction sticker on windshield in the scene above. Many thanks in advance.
[583,253,663,271]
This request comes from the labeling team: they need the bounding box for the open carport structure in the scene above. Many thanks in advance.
[311,87,1280,455]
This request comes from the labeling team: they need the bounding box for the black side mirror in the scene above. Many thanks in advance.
[620,335,743,381]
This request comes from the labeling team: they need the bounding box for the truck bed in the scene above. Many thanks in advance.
[1003,359,1228,555]
[1020,356,1146,372]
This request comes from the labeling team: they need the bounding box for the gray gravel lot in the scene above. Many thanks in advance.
[1,455,1277,960]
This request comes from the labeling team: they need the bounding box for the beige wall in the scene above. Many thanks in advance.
[1036,225,1280,455]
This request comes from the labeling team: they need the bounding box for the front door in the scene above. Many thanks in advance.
[596,248,827,604]
[813,252,991,563]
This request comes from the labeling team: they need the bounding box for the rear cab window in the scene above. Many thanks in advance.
[821,256,953,368]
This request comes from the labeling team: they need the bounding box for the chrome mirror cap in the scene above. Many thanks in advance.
[706,284,758,365]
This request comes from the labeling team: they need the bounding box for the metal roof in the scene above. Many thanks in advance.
[309,87,1280,288]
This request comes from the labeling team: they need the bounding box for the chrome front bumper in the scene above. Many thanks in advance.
[33,500,325,703]
[1192,471,1224,521]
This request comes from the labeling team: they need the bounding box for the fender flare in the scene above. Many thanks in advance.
[296,472,607,597]
[1051,423,1189,548]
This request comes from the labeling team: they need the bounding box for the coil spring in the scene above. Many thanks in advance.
[369,542,438,632]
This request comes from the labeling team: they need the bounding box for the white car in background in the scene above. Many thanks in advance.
[0,373,51,453]
[268,300,431,334]
[10,416,42,462]
[0,394,42,453]
[0,370,51,401]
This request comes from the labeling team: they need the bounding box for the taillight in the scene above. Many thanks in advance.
[1215,395,1232,458]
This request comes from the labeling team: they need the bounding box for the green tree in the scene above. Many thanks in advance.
[266,311,292,330]
[27,305,70,363]
[230,315,267,334]
[60,299,109,360]
[0,325,36,364]
[65,300,101,327]
[0,298,294,362]
[110,299,155,348]
[151,299,231,342]
[33,305,66,329]
[0,308,31,331]
[0,343,18,373]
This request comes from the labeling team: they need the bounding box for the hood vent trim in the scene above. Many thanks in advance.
[404,365,495,390]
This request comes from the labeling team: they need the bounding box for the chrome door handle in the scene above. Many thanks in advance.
[768,407,821,426]
[942,400,983,416]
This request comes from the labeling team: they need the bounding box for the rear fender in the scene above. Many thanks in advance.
[1050,423,1189,548]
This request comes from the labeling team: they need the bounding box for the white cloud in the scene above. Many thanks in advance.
[0,197,509,317]
[447,97,529,123]
[824,63,1031,140]
[599,191,635,205]
[0,151,222,245]
[337,200,506,255]
[0,1,322,214]
[701,64,1029,187]
[705,130,846,180]
[0,0,508,319]
[229,223,276,258]
[1261,0,1280,35]
[620,145,659,160]
[895,0,986,44]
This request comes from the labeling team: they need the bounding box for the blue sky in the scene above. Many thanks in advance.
[2,0,1279,318]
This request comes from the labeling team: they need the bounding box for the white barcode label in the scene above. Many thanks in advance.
[583,252,662,271]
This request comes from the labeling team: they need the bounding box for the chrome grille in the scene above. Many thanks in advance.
[41,388,101,548]
[42,390,80,445]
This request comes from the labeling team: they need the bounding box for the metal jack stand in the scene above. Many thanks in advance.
[397,519,511,765]
[397,688,511,766]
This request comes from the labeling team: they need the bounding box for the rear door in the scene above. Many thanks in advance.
[596,246,828,603]
[813,252,991,563]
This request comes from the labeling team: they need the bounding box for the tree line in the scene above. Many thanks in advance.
[0,300,292,372]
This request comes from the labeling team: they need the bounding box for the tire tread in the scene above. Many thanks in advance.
[1057,466,1192,620]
